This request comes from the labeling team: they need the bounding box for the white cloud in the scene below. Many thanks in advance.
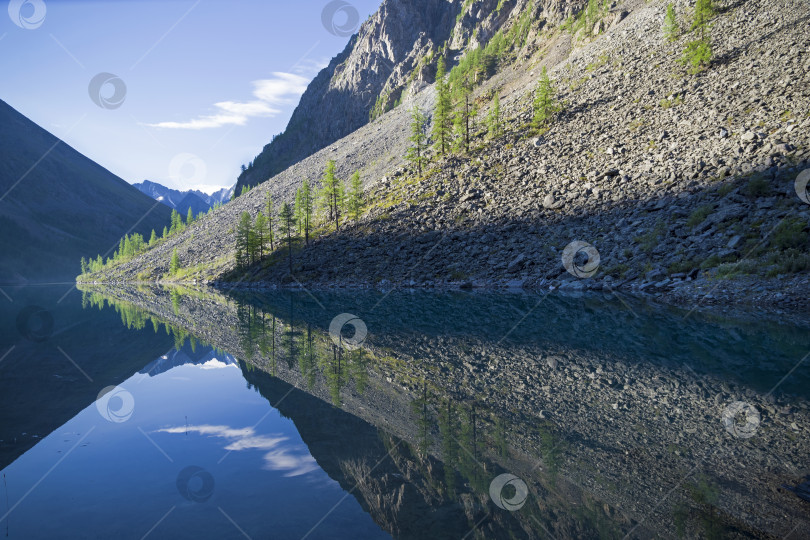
[263,449,319,477]
[147,72,310,130]
[156,423,318,476]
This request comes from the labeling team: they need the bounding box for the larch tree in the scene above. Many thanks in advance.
[532,66,560,129]
[235,211,254,269]
[186,207,194,226]
[452,77,472,154]
[662,3,679,41]
[265,194,275,251]
[301,179,313,245]
[405,105,429,176]
[278,202,295,274]
[254,212,268,260]
[432,56,453,156]
[488,92,502,138]
[321,160,344,231]
[169,248,180,276]
[346,171,363,221]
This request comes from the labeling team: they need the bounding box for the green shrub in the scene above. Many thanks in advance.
[773,218,808,250]
[686,204,713,228]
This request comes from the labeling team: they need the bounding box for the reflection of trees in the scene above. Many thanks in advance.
[81,289,209,353]
[233,297,372,408]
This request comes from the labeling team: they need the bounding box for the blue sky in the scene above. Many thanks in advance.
[0,0,381,193]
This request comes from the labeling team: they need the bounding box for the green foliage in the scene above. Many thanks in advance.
[169,209,183,234]
[680,38,712,73]
[405,105,430,176]
[663,3,680,41]
[743,174,770,198]
[680,0,714,73]
[346,171,364,221]
[186,207,194,226]
[265,194,275,250]
[298,179,314,245]
[278,202,295,273]
[452,78,473,154]
[235,211,255,269]
[532,66,560,128]
[321,160,345,231]
[169,248,180,276]
[254,212,268,260]
[686,204,713,228]
[487,92,502,138]
[565,0,609,36]
[773,218,808,251]
[432,57,453,156]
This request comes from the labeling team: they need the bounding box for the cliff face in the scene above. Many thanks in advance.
[234,0,568,193]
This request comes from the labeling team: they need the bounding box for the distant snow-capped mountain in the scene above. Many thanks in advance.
[133,180,234,216]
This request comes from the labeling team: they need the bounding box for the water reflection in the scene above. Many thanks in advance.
[3,284,809,539]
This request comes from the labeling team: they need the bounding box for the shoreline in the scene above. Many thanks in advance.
[79,271,810,325]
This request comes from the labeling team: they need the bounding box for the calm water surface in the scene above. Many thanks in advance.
[0,284,808,539]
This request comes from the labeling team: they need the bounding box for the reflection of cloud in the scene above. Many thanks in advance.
[156,424,317,476]
[263,449,318,477]
[147,73,309,130]
[200,358,235,370]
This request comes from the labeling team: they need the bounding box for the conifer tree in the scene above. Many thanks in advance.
[265,195,275,251]
[278,202,295,274]
[432,57,453,155]
[452,78,472,154]
[405,105,429,176]
[169,248,180,276]
[321,160,344,231]
[301,179,313,245]
[680,0,714,73]
[488,92,502,138]
[663,3,679,41]
[162,226,168,239]
[169,209,182,234]
[235,211,253,269]
[186,207,194,226]
[294,187,304,234]
[149,229,157,246]
[346,171,363,221]
[255,212,268,260]
[533,66,560,129]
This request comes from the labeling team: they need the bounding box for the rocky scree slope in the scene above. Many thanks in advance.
[243,0,810,308]
[85,0,810,312]
[80,0,579,283]
[235,0,575,193]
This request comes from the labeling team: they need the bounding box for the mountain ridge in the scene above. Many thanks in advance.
[0,99,172,283]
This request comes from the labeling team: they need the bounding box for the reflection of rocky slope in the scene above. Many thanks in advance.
[80,284,810,539]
